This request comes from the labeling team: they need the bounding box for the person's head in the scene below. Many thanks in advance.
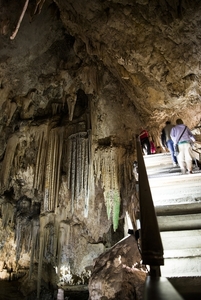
[165,121,171,125]
[176,118,183,125]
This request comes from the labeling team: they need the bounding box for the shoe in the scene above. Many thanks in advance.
[188,171,193,174]
[173,163,178,167]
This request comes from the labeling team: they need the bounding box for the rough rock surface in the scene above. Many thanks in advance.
[0,0,201,298]
[88,235,146,300]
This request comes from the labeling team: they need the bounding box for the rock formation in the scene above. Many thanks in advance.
[0,0,201,298]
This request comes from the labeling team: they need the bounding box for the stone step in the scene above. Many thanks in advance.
[156,203,201,215]
[148,173,201,206]
[157,213,201,231]
[143,153,172,166]
[159,230,201,277]
[142,152,201,282]
[160,230,201,250]
[149,173,201,187]
[161,256,201,277]
[155,203,201,231]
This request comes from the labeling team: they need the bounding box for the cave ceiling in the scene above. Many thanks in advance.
[1,0,201,132]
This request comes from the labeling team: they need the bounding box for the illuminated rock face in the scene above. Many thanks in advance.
[0,0,201,297]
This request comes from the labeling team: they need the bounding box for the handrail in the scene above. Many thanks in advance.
[136,136,164,269]
[135,136,184,299]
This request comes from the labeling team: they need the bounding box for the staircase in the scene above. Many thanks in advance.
[143,153,201,300]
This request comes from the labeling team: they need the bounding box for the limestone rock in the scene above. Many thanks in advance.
[88,235,146,300]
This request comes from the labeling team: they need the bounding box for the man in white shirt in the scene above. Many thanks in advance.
[170,119,195,174]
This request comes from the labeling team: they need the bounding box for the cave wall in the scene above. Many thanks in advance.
[0,0,140,295]
[0,0,201,296]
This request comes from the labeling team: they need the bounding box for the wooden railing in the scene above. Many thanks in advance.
[135,136,184,300]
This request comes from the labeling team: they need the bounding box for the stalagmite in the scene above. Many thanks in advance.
[57,222,71,277]
[15,201,32,262]
[37,213,55,298]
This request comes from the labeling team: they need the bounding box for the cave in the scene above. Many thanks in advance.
[0,0,201,299]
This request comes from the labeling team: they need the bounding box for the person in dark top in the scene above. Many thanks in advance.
[161,120,178,166]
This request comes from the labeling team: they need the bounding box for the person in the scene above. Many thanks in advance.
[150,139,156,154]
[139,128,151,155]
[170,118,195,174]
[161,121,178,166]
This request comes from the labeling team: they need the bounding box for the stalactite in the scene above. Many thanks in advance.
[82,65,99,93]
[67,137,72,190]
[33,130,47,191]
[44,130,52,211]
[123,161,128,196]
[66,94,77,121]
[66,132,90,215]
[34,0,46,15]
[33,124,50,195]
[84,137,89,217]
[1,202,14,229]
[29,217,40,279]
[33,132,42,189]
[15,219,22,262]
[94,146,123,231]
[112,191,120,232]
[0,135,19,193]
[52,103,60,115]
[6,101,17,126]
[55,132,63,209]
[75,136,80,204]
[49,132,57,210]
[15,214,32,262]
[80,137,85,193]
[71,137,76,213]
[43,128,63,212]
